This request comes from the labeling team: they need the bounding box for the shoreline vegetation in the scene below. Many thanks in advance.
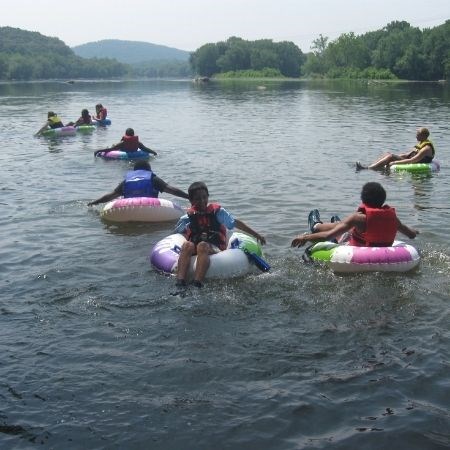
[1,19,449,82]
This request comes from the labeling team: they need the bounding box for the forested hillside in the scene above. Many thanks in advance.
[0,27,128,80]
[72,39,190,64]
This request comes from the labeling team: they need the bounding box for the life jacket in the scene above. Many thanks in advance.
[97,107,107,120]
[186,203,227,250]
[414,139,435,162]
[77,115,92,125]
[48,115,63,128]
[123,170,159,198]
[348,203,397,247]
[121,135,140,151]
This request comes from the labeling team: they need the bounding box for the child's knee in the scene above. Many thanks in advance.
[181,241,195,254]
[196,241,210,254]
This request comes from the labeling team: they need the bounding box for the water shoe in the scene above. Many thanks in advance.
[308,209,322,233]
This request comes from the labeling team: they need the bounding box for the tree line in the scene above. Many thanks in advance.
[190,20,449,80]
[304,20,450,80]
[1,20,448,81]
[189,37,305,78]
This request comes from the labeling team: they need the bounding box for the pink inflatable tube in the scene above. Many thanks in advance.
[100,197,184,223]
[306,240,420,273]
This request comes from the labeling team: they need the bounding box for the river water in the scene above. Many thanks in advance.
[1,79,449,449]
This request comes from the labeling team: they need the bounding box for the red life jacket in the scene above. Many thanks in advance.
[121,135,139,151]
[348,204,397,247]
[186,203,227,250]
[98,107,107,120]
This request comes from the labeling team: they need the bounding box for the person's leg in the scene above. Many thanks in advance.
[314,222,336,232]
[192,242,213,286]
[368,153,400,170]
[176,241,196,285]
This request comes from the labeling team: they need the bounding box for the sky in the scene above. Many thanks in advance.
[2,0,449,52]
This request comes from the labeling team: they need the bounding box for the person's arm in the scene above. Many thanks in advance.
[154,176,188,199]
[390,145,432,166]
[397,218,419,239]
[139,141,157,156]
[94,141,122,156]
[163,184,189,199]
[234,218,266,245]
[87,183,122,206]
[291,213,362,247]
[174,215,189,234]
[35,121,49,136]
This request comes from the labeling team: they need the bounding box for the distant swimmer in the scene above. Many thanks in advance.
[94,103,107,121]
[66,109,93,127]
[356,127,435,170]
[94,128,157,156]
[35,111,65,136]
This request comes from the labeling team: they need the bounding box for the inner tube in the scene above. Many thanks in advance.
[150,232,265,279]
[391,160,440,173]
[76,125,96,133]
[41,126,76,137]
[305,240,420,273]
[100,197,184,223]
[95,150,150,160]
[93,119,111,126]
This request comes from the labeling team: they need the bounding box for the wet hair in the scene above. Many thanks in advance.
[133,161,151,171]
[417,127,430,138]
[188,181,209,200]
[361,182,386,208]
[96,103,102,109]
[47,111,56,117]
[125,128,135,136]
[81,109,89,117]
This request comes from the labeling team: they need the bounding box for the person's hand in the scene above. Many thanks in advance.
[389,160,398,166]
[410,228,419,239]
[291,234,308,247]
[255,233,266,245]
[87,201,94,206]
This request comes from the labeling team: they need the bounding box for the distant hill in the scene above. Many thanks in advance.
[0,27,128,80]
[72,39,190,64]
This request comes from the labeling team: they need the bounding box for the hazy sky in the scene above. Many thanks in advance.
[2,0,449,52]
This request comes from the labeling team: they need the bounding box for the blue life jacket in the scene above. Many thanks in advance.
[123,170,159,198]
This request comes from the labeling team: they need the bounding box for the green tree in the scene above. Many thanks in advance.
[216,37,250,72]
[422,20,450,80]
[325,32,370,69]
[371,21,424,78]
[303,34,329,76]
[275,41,304,77]
[189,43,222,76]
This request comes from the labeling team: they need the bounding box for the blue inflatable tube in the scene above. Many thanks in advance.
[93,119,112,126]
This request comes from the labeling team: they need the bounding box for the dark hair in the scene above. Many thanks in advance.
[361,182,386,207]
[133,161,151,171]
[47,111,55,117]
[96,103,102,108]
[125,128,135,136]
[188,181,209,200]
[81,109,89,116]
